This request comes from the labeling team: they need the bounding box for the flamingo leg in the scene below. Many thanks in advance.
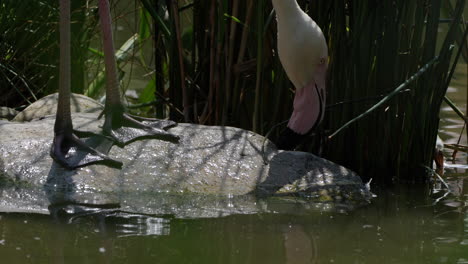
[98,0,179,146]
[51,0,122,169]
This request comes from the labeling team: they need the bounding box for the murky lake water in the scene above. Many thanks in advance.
[1,3,468,263]
[0,182,467,263]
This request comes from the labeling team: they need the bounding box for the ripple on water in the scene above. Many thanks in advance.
[434,236,460,244]
[112,213,170,237]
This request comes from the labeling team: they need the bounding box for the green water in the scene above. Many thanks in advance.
[0,183,467,263]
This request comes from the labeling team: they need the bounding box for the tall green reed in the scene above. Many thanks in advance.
[317,0,466,182]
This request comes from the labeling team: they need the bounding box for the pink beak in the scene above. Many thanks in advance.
[287,62,327,135]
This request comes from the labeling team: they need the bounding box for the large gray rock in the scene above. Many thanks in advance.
[0,97,371,218]
[12,93,103,122]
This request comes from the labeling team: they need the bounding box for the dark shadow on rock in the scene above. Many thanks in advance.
[256,151,369,200]
[44,162,79,208]
[256,151,308,195]
[161,124,271,195]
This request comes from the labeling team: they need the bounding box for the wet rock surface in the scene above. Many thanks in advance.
[0,96,371,218]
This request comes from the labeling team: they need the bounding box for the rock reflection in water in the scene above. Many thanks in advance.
[109,213,170,237]
[52,207,171,237]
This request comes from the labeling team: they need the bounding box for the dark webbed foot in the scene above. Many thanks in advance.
[103,112,180,146]
[50,132,123,169]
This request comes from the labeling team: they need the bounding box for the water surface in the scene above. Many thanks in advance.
[0,182,467,263]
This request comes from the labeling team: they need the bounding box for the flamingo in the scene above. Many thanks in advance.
[51,0,179,169]
[272,0,328,150]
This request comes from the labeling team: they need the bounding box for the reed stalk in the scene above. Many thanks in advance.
[252,0,264,133]
[170,0,189,122]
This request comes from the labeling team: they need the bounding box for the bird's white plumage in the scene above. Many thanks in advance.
[272,0,327,90]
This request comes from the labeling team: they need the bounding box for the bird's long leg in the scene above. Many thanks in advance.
[98,0,179,146]
[50,0,122,169]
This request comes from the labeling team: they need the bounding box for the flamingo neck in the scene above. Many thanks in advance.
[271,0,302,21]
